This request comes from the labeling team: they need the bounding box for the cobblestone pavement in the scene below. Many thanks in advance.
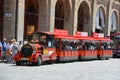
[0,58,120,80]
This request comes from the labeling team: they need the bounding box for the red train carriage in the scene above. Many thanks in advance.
[93,33,113,59]
[75,31,99,60]
[54,35,79,62]
[97,38,112,59]
[54,29,79,61]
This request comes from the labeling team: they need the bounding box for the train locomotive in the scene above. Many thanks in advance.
[14,29,113,66]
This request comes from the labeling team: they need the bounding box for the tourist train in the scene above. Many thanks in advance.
[14,29,112,66]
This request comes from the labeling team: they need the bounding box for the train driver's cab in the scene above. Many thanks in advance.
[29,32,55,48]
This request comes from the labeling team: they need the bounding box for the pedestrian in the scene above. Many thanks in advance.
[1,38,7,62]
[6,40,13,63]
[12,39,19,62]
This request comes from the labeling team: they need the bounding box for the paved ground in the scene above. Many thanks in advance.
[0,58,120,80]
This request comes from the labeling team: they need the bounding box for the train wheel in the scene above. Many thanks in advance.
[78,56,81,61]
[36,56,42,66]
[16,61,21,66]
[48,60,55,64]
[97,55,102,60]
[113,54,117,58]
[106,58,109,60]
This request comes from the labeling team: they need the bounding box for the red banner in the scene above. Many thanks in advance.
[54,29,68,36]
[76,31,88,37]
[93,33,104,38]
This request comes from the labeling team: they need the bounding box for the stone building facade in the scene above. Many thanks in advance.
[0,0,120,42]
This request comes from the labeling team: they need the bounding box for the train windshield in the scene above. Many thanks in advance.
[30,33,47,44]
[29,32,54,48]
[32,33,40,40]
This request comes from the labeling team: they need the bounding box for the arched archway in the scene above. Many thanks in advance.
[0,0,4,40]
[55,0,64,29]
[110,11,117,34]
[95,7,105,33]
[55,0,72,34]
[24,0,39,39]
[77,1,91,33]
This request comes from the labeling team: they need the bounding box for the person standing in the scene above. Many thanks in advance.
[12,39,19,62]
[1,38,7,62]
[6,40,13,63]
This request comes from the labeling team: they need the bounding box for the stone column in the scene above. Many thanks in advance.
[48,0,56,32]
[3,0,16,40]
[71,0,78,35]
[91,0,97,33]
[106,0,113,37]
[17,0,25,42]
